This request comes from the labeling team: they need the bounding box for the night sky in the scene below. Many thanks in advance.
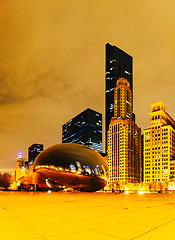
[0,0,175,171]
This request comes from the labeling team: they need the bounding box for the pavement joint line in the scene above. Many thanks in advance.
[129,218,175,240]
[46,229,105,238]
[88,228,127,239]
[155,206,175,214]
[0,206,48,240]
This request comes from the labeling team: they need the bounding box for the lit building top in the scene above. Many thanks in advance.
[114,78,132,120]
[151,102,166,112]
[17,153,25,168]
[149,102,175,129]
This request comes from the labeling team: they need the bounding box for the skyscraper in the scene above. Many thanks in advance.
[143,102,175,183]
[16,153,25,182]
[62,108,102,153]
[28,144,44,163]
[105,43,133,152]
[108,78,141,187]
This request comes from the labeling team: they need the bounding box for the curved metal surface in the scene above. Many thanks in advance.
[33,143,108,192]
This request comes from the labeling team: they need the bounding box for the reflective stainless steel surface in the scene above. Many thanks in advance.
[33,143,108,192]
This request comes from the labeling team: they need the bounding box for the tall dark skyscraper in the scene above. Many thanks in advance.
[28,144,44,163]
[105,43,133,152]
[62,108,102,153]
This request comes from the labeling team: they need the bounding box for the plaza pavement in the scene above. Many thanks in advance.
[0,191,175,240]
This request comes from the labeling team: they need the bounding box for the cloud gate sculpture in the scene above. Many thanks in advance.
[30,143,108,192]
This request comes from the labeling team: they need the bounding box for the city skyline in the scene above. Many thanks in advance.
[1,0,175,170]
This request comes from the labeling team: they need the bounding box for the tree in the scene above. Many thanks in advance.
[0,173,2,188]
[0,173,12,190]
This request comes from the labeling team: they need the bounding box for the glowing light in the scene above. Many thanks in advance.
[46,179,51,188]
[138,190,143,194]
[125,70,130,75]
[18,152,22,158]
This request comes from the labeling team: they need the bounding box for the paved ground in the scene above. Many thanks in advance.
[0,192,175,240]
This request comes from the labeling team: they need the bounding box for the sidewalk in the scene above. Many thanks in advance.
[0,192,174,239]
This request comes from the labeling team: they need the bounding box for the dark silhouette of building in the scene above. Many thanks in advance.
[62,108,102,153]
[28,144,44,163]
[105,43,133,152]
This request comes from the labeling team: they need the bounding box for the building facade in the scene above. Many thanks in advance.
[108,78,141,187]
[28,144,44,169]
[62,108,102,153]
[15,153,25,182]
[105,43,133,152]
[144,102,175,183]
[28,144,44,163]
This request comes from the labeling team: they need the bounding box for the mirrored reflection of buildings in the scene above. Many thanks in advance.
[62,108,102,153]
[107,78,142,190]
[143,102,175,183]
[105,43,134,153]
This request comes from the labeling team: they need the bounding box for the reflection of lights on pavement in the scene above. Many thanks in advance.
[138,190,143,194]
[48,190,51,194]
[125,186,129,194]
[138,188,144,194]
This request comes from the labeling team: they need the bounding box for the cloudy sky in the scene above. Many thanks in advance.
[0,0,175,171]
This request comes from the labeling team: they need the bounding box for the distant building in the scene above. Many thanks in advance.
[62,108,102,153]
[143,102,175,183]
[141,134,144,182]
[16,153,25,182]
[28,144,44,163]
[108,78,141,187]
[17,153,25,168]
[105,43,133,152]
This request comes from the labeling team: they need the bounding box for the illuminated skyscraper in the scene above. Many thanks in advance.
[16,153,25,182]
[108,78,141,187]
[17,153,25,168]
[62,108,102,153]
[105,43,133,152]
[143,102,175,183]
